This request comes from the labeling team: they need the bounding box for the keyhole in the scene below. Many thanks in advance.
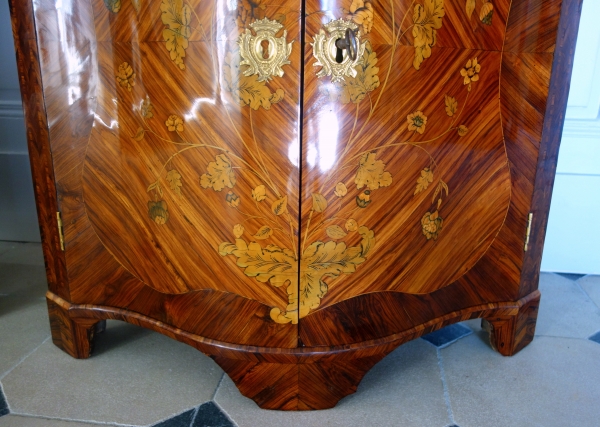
[335,39,344,64]
[261,40,270,59]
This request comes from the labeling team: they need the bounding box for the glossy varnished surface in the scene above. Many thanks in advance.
[298,0,575,345]
[45,288,540,409]
[30,0,304,346]
[85,2,302,313]
[21,0,571,339]
[11,0,581,411]
[299,0,512,321]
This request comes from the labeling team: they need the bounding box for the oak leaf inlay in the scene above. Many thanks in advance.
[412,0,445,70]
[223,49,285,110]
[415,168,434,195]
[354,152,393,190]
[200,154,236,191]
[444,95,457,117]
[161,0,192,70]
[166,169,183,197]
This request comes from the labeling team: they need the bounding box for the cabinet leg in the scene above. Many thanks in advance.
[482,290,540,356]
[47,298,103,359]
[213,353,386,410]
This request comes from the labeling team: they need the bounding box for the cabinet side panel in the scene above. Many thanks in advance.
[519,0,584,297]
[8,0,69,300]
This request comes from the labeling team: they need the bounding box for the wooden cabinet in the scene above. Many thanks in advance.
[10,0,581,410]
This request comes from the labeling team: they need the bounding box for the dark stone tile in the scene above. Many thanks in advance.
[0,386,9,417]
[152,408,195,427]
[192,401,234,427]
[590,330,600,345]
[556,273,586,281]
[422,323,472,348]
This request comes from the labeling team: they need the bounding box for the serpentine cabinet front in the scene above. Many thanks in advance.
[11,0,580,411]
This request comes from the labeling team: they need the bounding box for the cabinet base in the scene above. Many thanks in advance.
[46,290,540,410]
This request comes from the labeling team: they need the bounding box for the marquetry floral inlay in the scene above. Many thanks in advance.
[407,111,428,134]
[103,0,141,13]
[465,0,494,26]
[165,115,184,132]
[421,210,443,240]
[116,62,135,91]
[160,0,193,70]
[141,97,154,118]
[104,0,122,12]
[461,57,481,91]
[343,0,374,34]
[236,0,287,29]
[224,48,285,110]
[110,0,482,324]
[200,155,237,191]
[480,1,494,25]
[412,0,445,70]
[148,200,169,225]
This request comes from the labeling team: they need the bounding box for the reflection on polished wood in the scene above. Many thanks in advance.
[10,0,581,410]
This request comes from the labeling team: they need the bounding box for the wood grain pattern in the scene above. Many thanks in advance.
[48,289,539,409]
[8,0,69,301]
[18,0,302,347]
[298,0,515,321]
[11,0,581,411]
[519,0,583,298]
[47,298,103,358]
[83,1,302,316]
[482,290,540,356]
[299,0,580,346]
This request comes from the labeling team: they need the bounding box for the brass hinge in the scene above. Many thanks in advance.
[524,213,533,252]
[56,212,65,251]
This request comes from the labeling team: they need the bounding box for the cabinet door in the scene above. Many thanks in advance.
[299,0,561,344]
[38,0,302,347]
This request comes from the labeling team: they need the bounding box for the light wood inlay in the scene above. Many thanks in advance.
[10,0,581,410]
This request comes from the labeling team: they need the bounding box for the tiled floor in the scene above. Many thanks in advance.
[0,242,599,427]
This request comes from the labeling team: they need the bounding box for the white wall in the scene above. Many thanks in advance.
[0,0,40,242]
[541,0,600,274]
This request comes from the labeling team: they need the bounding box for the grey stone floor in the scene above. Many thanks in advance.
[0,242,599,427]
